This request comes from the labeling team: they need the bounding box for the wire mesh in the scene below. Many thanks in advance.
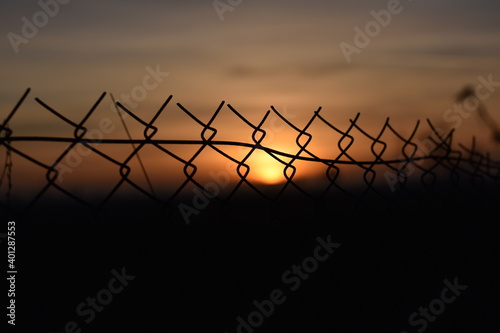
[1,89,500,332]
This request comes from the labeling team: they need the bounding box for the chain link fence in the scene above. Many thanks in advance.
[1,89,500,332]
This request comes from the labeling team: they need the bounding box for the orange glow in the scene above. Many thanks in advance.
[247,150,286,185]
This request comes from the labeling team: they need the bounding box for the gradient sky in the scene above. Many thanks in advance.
[1,0,500,192]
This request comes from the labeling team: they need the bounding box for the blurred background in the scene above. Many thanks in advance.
[3,3,500,332]
[1,0,500,195]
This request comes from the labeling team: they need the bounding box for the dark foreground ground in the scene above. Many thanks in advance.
[2,179,500,333]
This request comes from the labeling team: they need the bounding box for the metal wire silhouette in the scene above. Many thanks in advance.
[4,89,500,333]
[1,88,500,218]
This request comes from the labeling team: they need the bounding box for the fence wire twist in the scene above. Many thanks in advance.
[3,88,500,333]
[1,88,500,218]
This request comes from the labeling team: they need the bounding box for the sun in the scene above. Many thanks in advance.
[248,150,286,185]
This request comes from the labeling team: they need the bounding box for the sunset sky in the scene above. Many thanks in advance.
[1,0,500,193]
